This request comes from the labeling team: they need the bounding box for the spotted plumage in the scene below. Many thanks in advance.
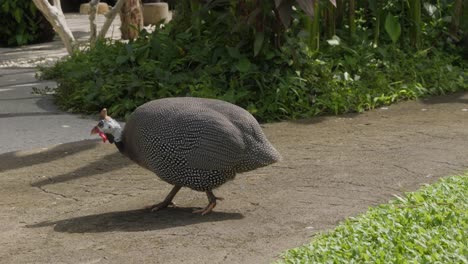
[92,97,281,214]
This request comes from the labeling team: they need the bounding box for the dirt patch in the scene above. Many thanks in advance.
[1,93,467,264]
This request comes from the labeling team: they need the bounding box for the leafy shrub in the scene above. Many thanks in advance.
[40,16,320,121]
[308,41,467,115]
[40,27,467,121]
[280,173,468,263]
[0,1,54,46]
[38,1,467,121]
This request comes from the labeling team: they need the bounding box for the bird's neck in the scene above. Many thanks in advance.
[115,140,125,153]
[111,127,123,143]
[109,126,125,153]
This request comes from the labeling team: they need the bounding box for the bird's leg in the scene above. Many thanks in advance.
[146,185,182,212]
[193,191,223,215]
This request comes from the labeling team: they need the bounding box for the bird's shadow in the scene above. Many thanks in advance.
[0,140,100,173]
[27,207,244,233]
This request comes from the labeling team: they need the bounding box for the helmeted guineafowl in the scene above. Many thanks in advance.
[91,97,281,215]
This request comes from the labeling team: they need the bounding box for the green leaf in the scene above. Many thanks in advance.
[247,8,261,25]
[227,46,241,59]
[236,57,252,72]
[15,34,24,45]
[29,2,37,15]
[253,32,264,57]
[385,13,401,44]
[13,8,22,23]
[275,0,294,27]
[115,55,128,64]
[2,1,10,12]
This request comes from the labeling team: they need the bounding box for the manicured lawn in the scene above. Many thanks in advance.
[280,173,468,264]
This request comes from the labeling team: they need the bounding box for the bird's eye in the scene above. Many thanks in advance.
[98,120,104,128]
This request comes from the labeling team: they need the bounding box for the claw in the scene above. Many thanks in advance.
[193,191,222,215]
[144,185,181,213]
[146,201,177,212]
[193,202,216,215]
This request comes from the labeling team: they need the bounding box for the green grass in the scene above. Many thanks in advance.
[279,173,468,264]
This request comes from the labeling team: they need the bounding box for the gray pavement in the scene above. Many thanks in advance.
[0,68,98,154]
[0,14,121,154]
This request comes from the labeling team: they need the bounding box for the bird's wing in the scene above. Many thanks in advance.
[184,117,245,171]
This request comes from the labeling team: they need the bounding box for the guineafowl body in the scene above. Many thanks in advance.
[92,97,281,214]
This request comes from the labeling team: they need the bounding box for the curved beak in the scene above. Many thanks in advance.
[91,126,108,142]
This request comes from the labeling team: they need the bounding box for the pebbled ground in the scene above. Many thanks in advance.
[0,92,467,264]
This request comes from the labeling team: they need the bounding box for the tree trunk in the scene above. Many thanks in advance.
[408,0,421,49]
[305,0,320,51]
[98,0,126,39]
[32,0,76,54]
[120,0,144,40]
[348,0,356,37]
[89,0,100,43]
[33,0,125,53]
[335,0,343,29]
[449,0,462,37]
[325,1,336,38]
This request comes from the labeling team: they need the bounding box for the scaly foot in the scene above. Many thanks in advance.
[145,185,182,212]
[193,191,223,215]
[145,201,177,212]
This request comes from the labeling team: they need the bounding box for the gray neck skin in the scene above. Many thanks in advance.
[107,128,125,153]
[115,139,125,153]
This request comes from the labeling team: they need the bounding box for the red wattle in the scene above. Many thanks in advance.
[98,132,107,142]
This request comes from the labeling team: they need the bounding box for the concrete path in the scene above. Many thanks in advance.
[0,14,121,154]
[0,68,98,153]
[0,92,467,264]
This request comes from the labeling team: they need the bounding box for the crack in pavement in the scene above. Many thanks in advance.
[415,131,453,140]
[101,192,135,198]
[428,159,464,167]
[300,193,381,203]
[393,164,421,176]
[33,185,79,202]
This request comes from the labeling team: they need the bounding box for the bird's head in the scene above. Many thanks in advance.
[91,108,122,144]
